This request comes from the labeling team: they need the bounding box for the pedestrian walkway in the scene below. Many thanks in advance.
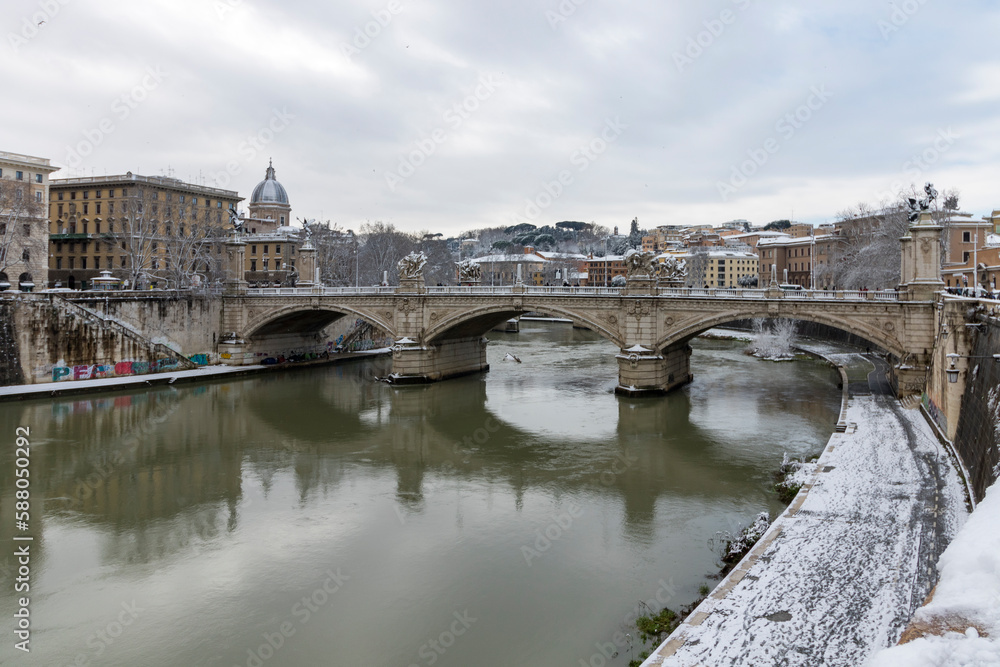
[641,343,968,667]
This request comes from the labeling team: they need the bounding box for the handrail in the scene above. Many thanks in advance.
[238,285,901,302]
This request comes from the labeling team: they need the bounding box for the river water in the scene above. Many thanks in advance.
[0,322,840,667]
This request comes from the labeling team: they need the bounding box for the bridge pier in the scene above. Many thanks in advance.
[615,343,692,397]
[388,335,489,385]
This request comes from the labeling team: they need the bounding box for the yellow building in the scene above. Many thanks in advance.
[0,151,59,291]
[48,173,242,289]
[682,250,758,288]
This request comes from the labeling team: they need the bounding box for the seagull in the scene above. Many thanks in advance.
[503,353,521,363]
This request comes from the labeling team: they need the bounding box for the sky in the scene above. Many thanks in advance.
[3,0,1000,237]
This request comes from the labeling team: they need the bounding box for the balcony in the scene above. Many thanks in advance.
[49,232,91,241]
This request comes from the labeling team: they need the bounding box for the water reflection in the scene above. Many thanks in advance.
[0,324,841,667]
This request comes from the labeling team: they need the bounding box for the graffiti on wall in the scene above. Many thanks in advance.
[48,353,214,383]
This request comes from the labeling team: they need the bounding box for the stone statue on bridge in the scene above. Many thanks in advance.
[624,249,658,279]
[398,252,428,280]
[657,256,687,283]
[457,259,482,283]
[228,206,244,234]
[907,182,938,223]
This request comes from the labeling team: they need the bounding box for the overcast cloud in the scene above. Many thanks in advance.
[3,0,999,235]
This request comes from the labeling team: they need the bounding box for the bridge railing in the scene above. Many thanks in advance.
[241,285,900,301]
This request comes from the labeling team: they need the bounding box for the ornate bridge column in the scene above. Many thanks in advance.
[614,251,691,395]
[899,210,945,301]
[224,235,247,295]
[388,253,489,384]
[296,242,317,288]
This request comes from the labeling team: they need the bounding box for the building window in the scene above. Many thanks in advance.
[83,191,89,200]
[106,257,114,269]
[251,259,257,271]
[81,257,87,270]
[56,258,62,270]
[96,189,102,199]
[68,257,75,270]
[964,252,971,263]
[15,171,23,180]
[23,224,29,236]
[963,231,971,243]
[251,245,257,254]
[276,245,281,254]
[95,222,101,233]
[83,203,88,215]
[109,202,114,214]
[263,258,269,271]
[263,245,269,254]
[58,192,63,201]
[82,222,88,234]
[35,191,41,203]
[96,203,101,215]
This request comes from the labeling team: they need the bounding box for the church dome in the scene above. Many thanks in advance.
[250,159,289,205]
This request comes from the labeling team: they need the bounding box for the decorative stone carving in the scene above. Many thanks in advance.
[430,311,441,321]
[626,301,651,320]
[657,256,687,282]
[397,299,416,314]
[624,249,657,279]
[664,316,675,326]
[398,252,428,280]
[907,182,938,223]
[605,314,618,325]
[457,260,482,282]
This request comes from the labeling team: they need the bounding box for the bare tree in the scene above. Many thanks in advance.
[416,232,456,285]
[358,221,415,285]
[826,185,960,290]
[108,187,161,289]
[686,247,710,287]
[0,177,44,289]
[302,219,357,286]
[159,213,227,289]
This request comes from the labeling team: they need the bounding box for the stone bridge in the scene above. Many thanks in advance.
[216,213,946,396]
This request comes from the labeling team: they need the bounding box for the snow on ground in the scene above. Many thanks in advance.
[643,361,968,666]
[868,480,1000,667]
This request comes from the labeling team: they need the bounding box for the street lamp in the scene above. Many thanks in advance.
[945,352,1000,383]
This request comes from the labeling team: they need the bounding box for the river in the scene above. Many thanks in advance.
[0,321,840,666]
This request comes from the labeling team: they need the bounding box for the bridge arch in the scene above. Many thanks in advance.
[423,302,624,348]
[243,304,397,341]
[654,307,906,358]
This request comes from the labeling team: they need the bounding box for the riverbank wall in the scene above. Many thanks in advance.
[0,292,374,388]
[640,343,968,666]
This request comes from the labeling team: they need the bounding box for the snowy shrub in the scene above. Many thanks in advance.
[713,512,771,571]
[611,274,627,287]
[745,318,796,360]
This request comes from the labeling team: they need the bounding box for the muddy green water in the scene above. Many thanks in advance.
[0,323,840,666]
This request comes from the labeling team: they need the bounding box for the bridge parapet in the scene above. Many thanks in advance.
[222,289,936,396]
